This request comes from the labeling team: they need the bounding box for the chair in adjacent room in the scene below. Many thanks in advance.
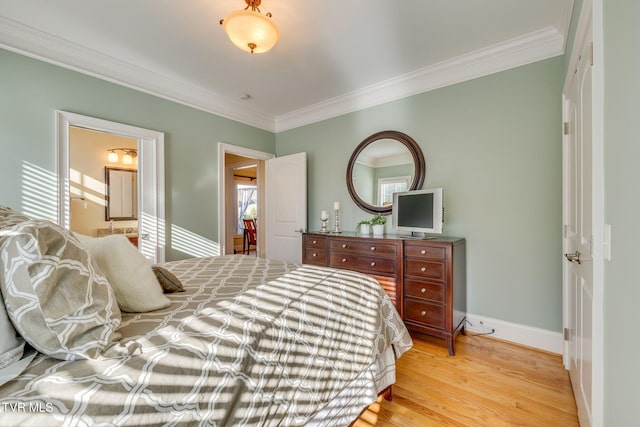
[242,218,257,255]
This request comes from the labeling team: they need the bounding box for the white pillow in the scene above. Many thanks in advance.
[75,234,171,313]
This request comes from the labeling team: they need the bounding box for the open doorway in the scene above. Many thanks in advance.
[68,126,139,247]
[226,155,258,255]
[57,111,165,262]
[218,143,274,257]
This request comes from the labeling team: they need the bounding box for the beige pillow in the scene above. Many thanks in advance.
[0,295,25,370]
[152,265,184,293]
[0,299,36,387]
[0,220,122,360]
[74,234,171,312]
[0,205,29,229]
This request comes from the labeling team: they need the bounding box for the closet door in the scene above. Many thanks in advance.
[563,7,598,426]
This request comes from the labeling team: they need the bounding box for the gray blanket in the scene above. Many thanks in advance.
[0,255,412,426]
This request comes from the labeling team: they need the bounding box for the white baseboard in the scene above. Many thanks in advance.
[464,313,563,354]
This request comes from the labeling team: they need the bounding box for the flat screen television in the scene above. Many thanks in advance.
[392,188,444,235]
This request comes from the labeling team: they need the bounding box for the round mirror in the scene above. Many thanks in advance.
[346,130,425,215]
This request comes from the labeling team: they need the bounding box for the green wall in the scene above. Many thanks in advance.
[277,57,565,332]
[603,0,640,424]
[0,45,566,334]
[0,48,275,261]
[352,162,375,204]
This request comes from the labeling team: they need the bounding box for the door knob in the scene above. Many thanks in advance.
[294,228,306,233]
[564,251,582,264]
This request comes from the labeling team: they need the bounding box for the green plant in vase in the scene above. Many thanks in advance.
[356,220,371,235]
[370,214,387,235]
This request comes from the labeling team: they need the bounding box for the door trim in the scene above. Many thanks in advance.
[217,143,274,256]
[56,110,166,262]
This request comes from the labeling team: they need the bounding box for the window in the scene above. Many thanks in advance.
[236,184,257,233]
[378,176,411,206]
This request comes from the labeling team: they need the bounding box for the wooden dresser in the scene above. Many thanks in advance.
[303,233,403,311]
[303,232,466,355]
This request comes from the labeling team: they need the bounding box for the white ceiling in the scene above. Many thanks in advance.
[0,0,574,132]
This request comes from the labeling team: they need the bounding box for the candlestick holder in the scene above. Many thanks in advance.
[333,209,342,233]
[320,218,328,233]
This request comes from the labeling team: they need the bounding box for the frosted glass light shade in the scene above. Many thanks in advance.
[108,151,118,163]
[222,9,279,53]
[122,153,133,165]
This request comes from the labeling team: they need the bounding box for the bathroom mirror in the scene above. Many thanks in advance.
[346,130,425,215]
[105,167,138,220]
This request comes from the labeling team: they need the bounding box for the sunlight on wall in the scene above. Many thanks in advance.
[171,223,220,258]
[21,161,58,222]
[140,212,166,261]
[70,167,106,207]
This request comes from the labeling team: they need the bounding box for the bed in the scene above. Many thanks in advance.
[0,207,412,426]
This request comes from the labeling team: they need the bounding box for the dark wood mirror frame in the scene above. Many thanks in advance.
[346,130,426,215]
[105,166,138,221]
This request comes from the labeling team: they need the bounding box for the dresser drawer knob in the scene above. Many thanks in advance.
[312,240,317,244]
[370,262,376,267]
[421,249,426,255]
[312,253,317,257]
[342,244,347,248]
[342,258,347,263]
[421,310,427,316]
[421,288,426,293]
[421,267,427,272]
[370,246,376,251]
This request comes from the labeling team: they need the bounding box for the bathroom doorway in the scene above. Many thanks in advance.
[57,111,165,262]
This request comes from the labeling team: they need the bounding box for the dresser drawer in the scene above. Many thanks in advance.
[404,278,445,303]
[329,239,398,256]
[329,253,397,275]
[405,260,446,281]
[304,235,326,249]
[404,298,445,329]
[404,244,447,260]
[304,248,327,265]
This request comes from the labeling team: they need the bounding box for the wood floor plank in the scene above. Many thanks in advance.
[353,332,579,426]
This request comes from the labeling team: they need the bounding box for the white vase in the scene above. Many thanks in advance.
[372,224,384,235]
[359,224,371,235]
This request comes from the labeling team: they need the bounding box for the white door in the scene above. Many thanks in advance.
[564,24,594,427]
[265,152,307,263]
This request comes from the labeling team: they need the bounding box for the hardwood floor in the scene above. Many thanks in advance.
[353,332,579,426]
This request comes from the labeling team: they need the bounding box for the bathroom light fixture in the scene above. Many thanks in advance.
[220,0,279,54]
[108,150,119,163]
[107,148,137,164]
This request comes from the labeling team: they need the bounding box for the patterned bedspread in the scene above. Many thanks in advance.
[0,255,412,426]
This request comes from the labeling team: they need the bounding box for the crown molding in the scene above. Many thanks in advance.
[1,16,566,134]
[275,26,566,132]
[557,0,576,51]
[0,16,275,132]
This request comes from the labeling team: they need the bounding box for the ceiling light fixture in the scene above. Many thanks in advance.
[220,0,279,54]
